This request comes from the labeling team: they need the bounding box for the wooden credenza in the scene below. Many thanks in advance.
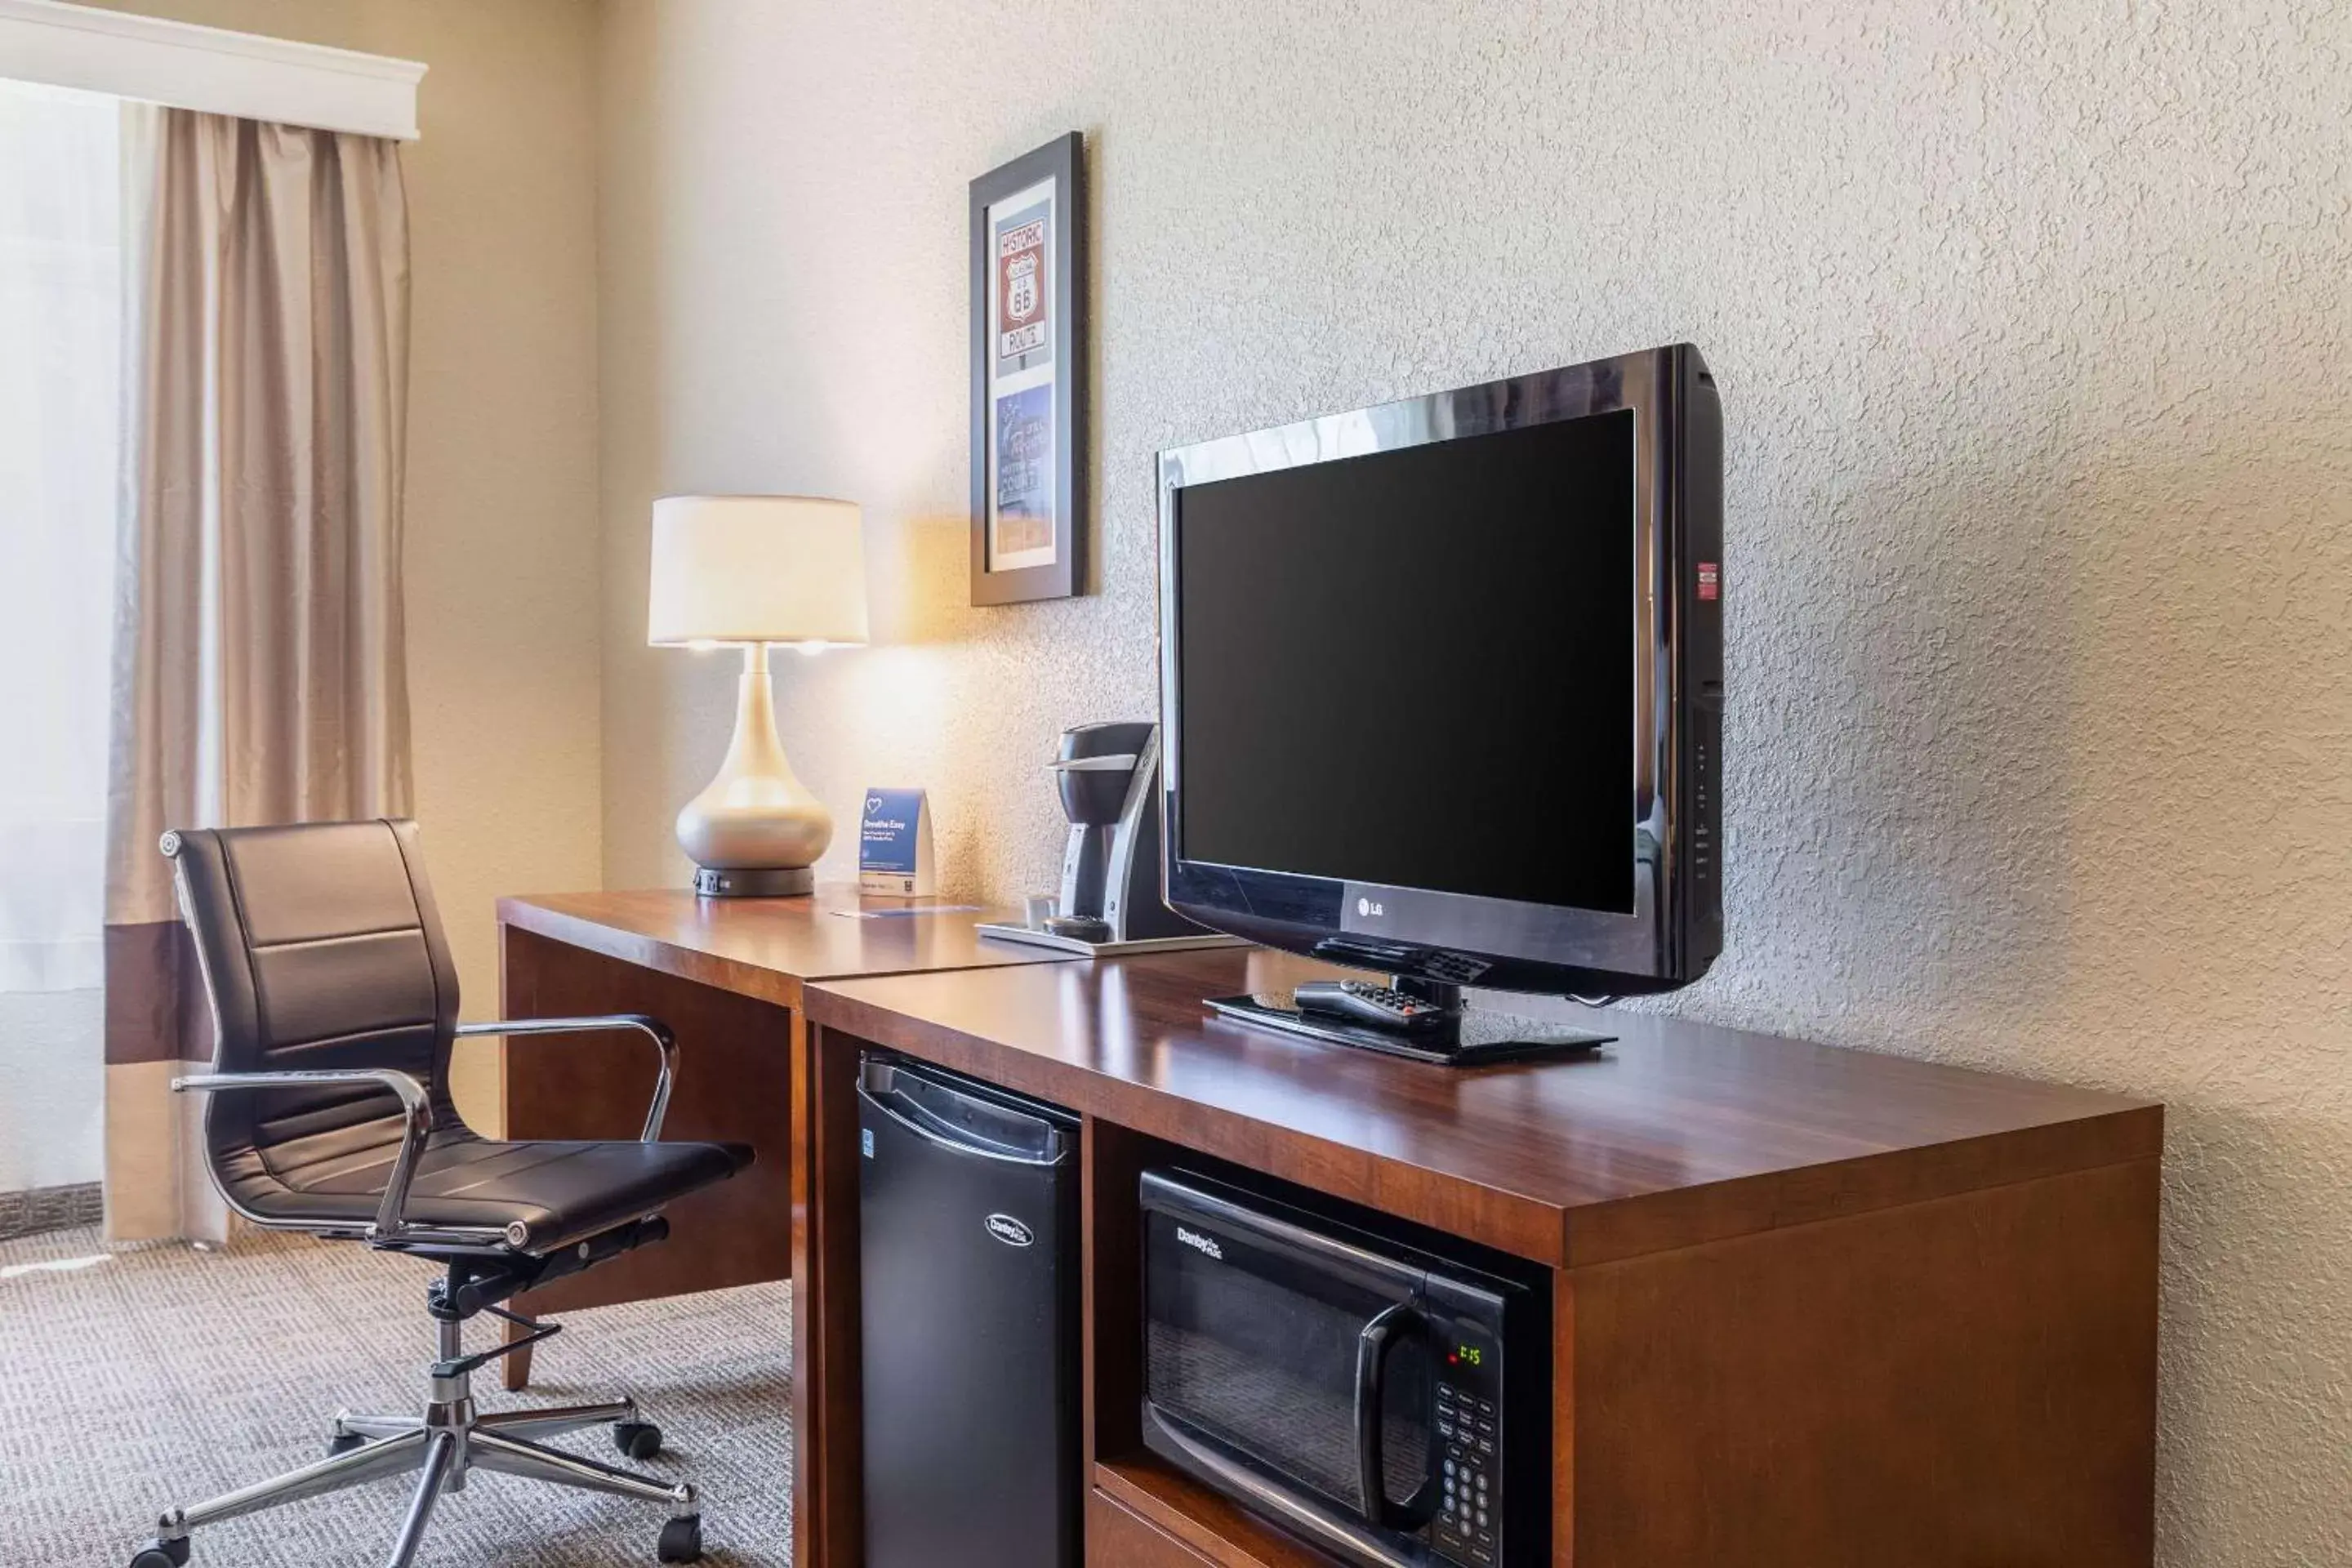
[801,947,2160,1568]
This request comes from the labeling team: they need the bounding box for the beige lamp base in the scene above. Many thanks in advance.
[676,644,832,897]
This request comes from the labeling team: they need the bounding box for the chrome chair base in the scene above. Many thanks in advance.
[131,1317,702,1567]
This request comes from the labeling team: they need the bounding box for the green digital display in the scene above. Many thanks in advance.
[1453,1343,1483,1367]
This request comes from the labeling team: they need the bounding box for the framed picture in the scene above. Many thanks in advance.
[971,132,1085,605]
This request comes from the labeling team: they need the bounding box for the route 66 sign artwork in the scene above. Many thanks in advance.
[999,216,1045,358]
[972,133,1085,605]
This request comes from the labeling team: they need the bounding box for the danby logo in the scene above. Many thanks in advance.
[1175,1225,1223,1262]
[984,1214,1035,1248]
[1356,897,1384,919]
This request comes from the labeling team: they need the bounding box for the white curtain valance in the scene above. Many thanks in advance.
[0,0,423,140]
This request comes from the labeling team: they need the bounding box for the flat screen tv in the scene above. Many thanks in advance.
[1156,343,1723,1061]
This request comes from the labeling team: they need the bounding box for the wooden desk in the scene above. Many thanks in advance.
[798,948,2162,1568]
[492,889,1077,1387]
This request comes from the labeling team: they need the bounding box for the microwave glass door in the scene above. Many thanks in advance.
[1143,1205,1433,1514]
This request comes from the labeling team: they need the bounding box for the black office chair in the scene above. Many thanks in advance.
[127,820,751,1568]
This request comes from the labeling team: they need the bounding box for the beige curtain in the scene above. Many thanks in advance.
[102,108,413,1243]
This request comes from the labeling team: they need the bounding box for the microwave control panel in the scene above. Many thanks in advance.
[1431,1320,1502,1566]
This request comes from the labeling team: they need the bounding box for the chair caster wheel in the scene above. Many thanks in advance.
[131,1540,189,1568]
[615,1419,663,1460]
[657,1514,702,1562]
[327,1431,367,1457]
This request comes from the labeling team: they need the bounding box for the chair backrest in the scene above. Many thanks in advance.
[164,820,464,1196]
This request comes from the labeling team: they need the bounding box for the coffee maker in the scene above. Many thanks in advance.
[977,722,1236,956]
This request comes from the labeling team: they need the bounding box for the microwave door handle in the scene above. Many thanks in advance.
[1354,1302,1438,1533]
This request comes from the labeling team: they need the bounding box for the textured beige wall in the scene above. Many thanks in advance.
[92,0,605,1129]
[597,1,2352,1560]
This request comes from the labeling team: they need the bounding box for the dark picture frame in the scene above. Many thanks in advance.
[971,132,1085,605]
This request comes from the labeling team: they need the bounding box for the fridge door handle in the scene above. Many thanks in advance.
[856,1079,1067,1166]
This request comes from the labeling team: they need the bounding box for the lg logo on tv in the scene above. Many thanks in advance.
[1357,897,1384,919]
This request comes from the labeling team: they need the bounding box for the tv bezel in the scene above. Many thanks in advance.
[1155,343,1720,998]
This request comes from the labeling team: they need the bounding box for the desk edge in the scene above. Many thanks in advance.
[800,981,2165,1269]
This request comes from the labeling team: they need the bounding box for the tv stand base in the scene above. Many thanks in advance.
[1205,990,1613,1066]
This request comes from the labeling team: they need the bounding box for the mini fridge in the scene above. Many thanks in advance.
[857,1055,1080,1568]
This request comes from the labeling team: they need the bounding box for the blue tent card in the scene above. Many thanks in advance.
[858,788,935,896]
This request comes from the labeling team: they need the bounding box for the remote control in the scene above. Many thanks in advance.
[1292,980,1451,1033]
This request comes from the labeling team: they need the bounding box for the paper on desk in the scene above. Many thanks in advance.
[831,905,987,920]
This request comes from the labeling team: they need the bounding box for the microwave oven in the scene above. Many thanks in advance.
[1139,1169,1547,1568]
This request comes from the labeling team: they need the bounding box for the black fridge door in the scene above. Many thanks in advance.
[858,1058,1079,1568]
[1139,1170,1443,1567]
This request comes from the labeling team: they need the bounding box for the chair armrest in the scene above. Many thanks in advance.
[452,1013,677,1142]
[173,1068,433,1241]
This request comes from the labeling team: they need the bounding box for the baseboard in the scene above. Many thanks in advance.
[0,1182,104,1242]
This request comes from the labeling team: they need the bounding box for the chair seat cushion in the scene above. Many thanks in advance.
[223,1129,753,1253]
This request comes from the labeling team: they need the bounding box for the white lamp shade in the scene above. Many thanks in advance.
[646,494,870,646]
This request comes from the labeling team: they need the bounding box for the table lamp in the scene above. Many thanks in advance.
[647,494,869,897]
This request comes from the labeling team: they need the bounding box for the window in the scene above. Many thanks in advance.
[0,77,120,1191]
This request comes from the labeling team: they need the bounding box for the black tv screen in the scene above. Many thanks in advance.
[1174,407,1637,914]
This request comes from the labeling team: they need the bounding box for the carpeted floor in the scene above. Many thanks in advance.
[0,1225,792,1566]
